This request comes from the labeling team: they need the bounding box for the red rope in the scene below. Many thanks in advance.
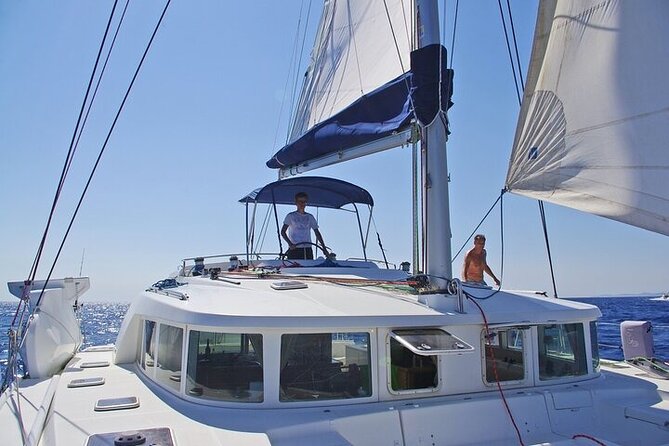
[572,434,607,445]
[469,296,525,446]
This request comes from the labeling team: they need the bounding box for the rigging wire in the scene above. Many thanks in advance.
[68,0,132,185]
[497,0,522,106]
[451,190,506,263]
[2,0,123,394]
[273,0,309,152]
[32,0,173,313]
[21,0,121,316]
[504,0,525,90]
[497,1,558,297]
[539,201,559,297]
[286,0,313,143]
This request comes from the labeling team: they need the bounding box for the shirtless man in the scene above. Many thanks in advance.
[462,234,500,286]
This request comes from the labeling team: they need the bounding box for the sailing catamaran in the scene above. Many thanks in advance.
[2,0,669,445]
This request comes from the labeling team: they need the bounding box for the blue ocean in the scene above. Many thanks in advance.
[2,296,669,378]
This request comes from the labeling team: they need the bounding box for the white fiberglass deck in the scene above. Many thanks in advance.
[3,348,669,445]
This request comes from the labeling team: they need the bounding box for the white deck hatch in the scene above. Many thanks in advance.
[390,328,474,355]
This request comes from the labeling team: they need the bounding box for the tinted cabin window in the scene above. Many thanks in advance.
[280,333,371,402]
[141,320,157,373]
[156,324,183,391]
[390,338,438,391]
[484,328,525,383]
[538,323,587,380]
[590,321,600,372]
[186,331,263,402]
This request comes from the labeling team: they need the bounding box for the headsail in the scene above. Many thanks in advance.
[506,0,669,236]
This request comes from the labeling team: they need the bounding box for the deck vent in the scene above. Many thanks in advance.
[94,396,140,412]
[68,377,105,388]
[86,427,174,446]
[271,280,308,290]
[81,361,110,368]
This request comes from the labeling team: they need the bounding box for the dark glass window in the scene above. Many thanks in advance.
[186,331,263,402]
[280,333,371,401]
[538,323,587,380]
[484,328,526,383]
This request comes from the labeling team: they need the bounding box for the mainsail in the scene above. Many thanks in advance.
[506,0,669,236]
[267,0,452,174]
[267,0,413,171]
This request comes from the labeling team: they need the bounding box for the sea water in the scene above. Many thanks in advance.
[2,296,669,378]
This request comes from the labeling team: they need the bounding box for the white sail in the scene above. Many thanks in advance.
[506,0,669,236]
[289,0,413,142]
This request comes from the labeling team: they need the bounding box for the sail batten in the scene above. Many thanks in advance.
[506,0,669,236]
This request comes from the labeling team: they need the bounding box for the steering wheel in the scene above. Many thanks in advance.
[280,242,332,259]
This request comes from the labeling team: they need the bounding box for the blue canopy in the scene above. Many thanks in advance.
[239,176,374,209]
[266,44,453,169]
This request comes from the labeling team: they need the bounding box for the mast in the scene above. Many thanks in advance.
[416,0,452,285]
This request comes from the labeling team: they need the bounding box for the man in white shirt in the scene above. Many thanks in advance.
[281,192,328,260]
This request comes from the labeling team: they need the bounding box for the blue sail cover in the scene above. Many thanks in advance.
[267,45,453,169]
[239,176,374,209]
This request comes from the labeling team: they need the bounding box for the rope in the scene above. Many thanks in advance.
[572,434,608,446]
[468,295,525,446]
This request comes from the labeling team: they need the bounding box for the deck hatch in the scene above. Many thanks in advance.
[68,377,105,388]
[390,328,473,355]
[80,361,110,368]
[271,280,308,290]
[94,396,140,411]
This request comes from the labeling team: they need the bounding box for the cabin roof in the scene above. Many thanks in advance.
[129,276,601,329]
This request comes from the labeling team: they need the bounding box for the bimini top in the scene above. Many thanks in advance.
[239,176,374,209]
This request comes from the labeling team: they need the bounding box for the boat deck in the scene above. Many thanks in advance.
[3,350,669,445]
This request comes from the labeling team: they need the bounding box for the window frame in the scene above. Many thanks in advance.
[480,325,530,387]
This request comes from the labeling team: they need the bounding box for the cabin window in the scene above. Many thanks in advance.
[389,337,438,392]
[141,320,157,373]
[280,332,371,402]
[590,321,600,372]
[483,327,526,383]
[186,330,263,402]
[156,324,183,391]
[538,323,587,380]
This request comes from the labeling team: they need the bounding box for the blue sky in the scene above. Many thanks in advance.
[1,1,667,302]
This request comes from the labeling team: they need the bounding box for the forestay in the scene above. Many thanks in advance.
[505,0,669,236]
